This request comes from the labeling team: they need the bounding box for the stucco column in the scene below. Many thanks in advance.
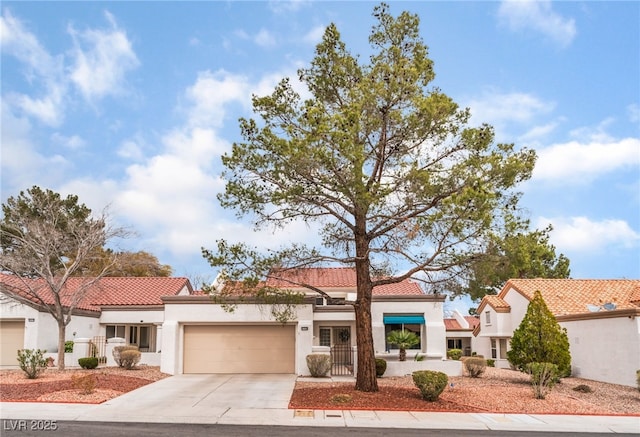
[297,320,313,375]
[71,338,91,367]
[425,321,446,359]
[160,321,179,375]
[155,323,163,353]
[372,322,385,354]
[106,337,125,367]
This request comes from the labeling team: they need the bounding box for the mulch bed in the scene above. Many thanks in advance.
[0,374,151,402]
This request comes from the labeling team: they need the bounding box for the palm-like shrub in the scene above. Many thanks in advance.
[386,330,420,361]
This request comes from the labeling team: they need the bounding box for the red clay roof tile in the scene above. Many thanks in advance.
[264,267,424,296]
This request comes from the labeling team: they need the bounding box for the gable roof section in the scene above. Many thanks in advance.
[476,294,511,314]
[264,267,425,296]
[502,278,640,316]
[0,274,192,313]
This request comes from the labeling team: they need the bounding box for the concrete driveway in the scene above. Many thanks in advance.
[81,374,298,423]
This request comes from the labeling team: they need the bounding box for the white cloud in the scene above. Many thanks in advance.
[533,137,640,183]
[497,0,577,48]
[468,90,555,125]
[303,25,325,45]
[1,9,66,126]
[51,132,85,150]
[538,216,640,252]
[0,101,70,192]
[254,28,277,47]
[268,0,310,14]
[466,89,556,142]
[183,70,250,128]
[68,10,140,102]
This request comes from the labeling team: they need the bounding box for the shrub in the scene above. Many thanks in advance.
[71,373,97,395]
[506,291,571,377]
[386,330,420,361]
[375,358,387,377]
[486,359,495,367]
[306,354,332,377]
[464,356,487,378]
[120,349,141,370]
[636,370,640,392]
[65,341,74,353]
[446,349,462,360]
[78,357,99,369]
[527,362,559,399]
[414,353,425,362]
[113,346,140,367]
[412,370,448,402]
[17,349,48,379]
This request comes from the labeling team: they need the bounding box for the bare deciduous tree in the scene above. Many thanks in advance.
[0,186,129,369]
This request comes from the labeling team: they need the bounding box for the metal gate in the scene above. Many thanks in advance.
[330,345,354,376]
[91,336,107,364]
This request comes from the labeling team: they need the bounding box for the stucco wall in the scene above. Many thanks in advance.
[161,301,315,375]
[1,295,100,352]
[99,309,165,325]
[371,299,446,359]
[561,316,640,387]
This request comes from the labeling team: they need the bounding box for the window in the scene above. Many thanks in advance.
[106,325,125,339]
[499,338,508,359]
[319,327,331,347]
[384,323,421,351]
[447,339,462,350]
[315,297,324,306]
[485,311,491,325]
[491,339,497,359]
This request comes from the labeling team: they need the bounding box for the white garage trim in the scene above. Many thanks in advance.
[183,324,295,374]
[0,320,25,366]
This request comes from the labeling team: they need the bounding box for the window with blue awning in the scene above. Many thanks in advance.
[383,315,425,325]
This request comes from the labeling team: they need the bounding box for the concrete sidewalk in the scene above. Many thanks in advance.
[1,374,638,433]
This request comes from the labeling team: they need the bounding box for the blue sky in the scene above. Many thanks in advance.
[2,1,639,309]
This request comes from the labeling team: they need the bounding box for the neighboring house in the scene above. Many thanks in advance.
[0,274,192,367]
[473,279,640,387]
[161,267,451,376]
[444,310,479,357]
[1,268,451,376]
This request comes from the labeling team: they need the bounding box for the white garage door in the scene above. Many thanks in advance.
[0,320,25,366]
[183,324,295,374]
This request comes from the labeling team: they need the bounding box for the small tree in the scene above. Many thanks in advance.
[386,330,420,361]
[506,290,571,376]
[0,187,128,369]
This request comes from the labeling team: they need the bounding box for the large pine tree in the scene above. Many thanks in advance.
[507,290,571,376]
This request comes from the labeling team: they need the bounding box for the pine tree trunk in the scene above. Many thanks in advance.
[353,236,378,392]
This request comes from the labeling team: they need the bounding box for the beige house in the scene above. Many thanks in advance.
[473,279,640,387]
[1,268,459,377]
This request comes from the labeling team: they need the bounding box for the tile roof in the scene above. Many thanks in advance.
[264,267,424,296]
[477,294,511,313]
[502,278,640,316]
[0,274,192,313]
[444,316,480,331]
